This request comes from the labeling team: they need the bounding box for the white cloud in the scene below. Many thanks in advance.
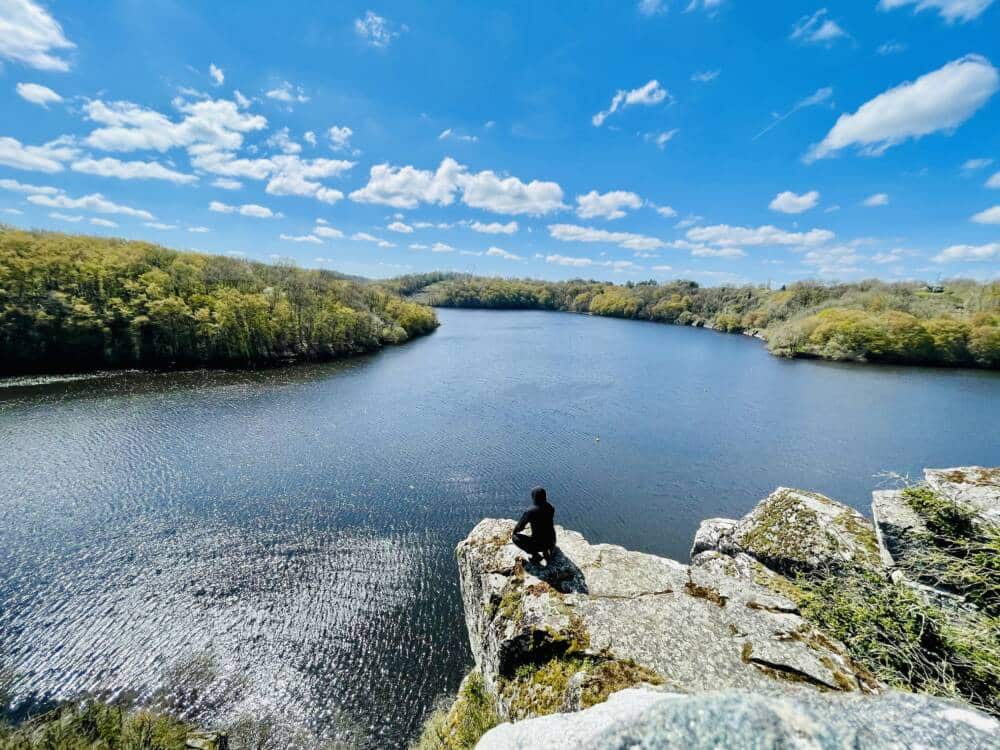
[686,224,834,247]
[0,135,76,172]
[71,156,197,184]
[352,231,395,248]
[0,0,75,71]
[802,244,865,274]
[654,204,677,218]
[878,0,995,24]
[575,190,642,220]
[863,192,890,207]
[486,246,522,260]
[0,177,59,194]
[280,233,322,244]
[791,8,848,45]
[878,41,907,55]
[806,56,999,162]
[144,222,176,230]
[29,191,154,220]
[592,80,671,127]
[651,264,673,272]
[971,205,1000,224]
[89,217,117,228]
[328,125,353,150]
[470,220,518,234]
[265,81,309,104]
[933,242,1000,262]
[211,177,242,190]
[685,0,725,11]
[303,131,317,147]
[439,128,478,143]
[549,223,665,251]
[408,243,428,250]
[354,10,403,48]
[188,226,210,233]
[987,171,1000,188]
[754,87,833,141]
[208,200,277,218]
[233,90,250,108]
[314,225,343,238]
[638,0,667,15]
[769,190,820,214]
[1,208,23,215]
[690,245,747,257]
[387,221,413,233]
[871,247,916,264]
[691,69,720,83]
[266,126,302,154]
[15,81,61,106]
[49,211,81,222]
[644,129,679,150]
[209,63,224,86]
[349,157,564,215]
[962,157,994,171]
[350,157,462,209]
[84,97,268,153]
[430,242,454,253]
[545,253,639,271]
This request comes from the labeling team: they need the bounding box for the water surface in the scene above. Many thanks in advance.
[2,309,998,747]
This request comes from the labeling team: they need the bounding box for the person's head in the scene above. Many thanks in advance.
[531,486,547,506]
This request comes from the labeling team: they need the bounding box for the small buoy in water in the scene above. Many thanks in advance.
[595,436,600,442]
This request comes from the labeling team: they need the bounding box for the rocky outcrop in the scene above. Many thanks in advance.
[457,518,876,724]
[477,687,1000,749]
[690,487,882,576]
[924,466,1000,526]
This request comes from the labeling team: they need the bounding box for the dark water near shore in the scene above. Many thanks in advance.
[2,309,998,747]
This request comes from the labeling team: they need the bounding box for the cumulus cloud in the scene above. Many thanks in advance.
[545,254,639,271]
[971,205,1000,224]
[89,217,117,228]
[686,223,834,247]
[349,157,564,215]
[575,190,642,220]
[987,171,1000,188]
[352,231,395,248]
[549,223,665,251]
[962,157,994,171]
[877,0,995,24]
[592,80,670,127]
[280,233,322,244]
[802,244,865,275]
[430,242,453,253]
[485,246,522,260]
[470,220,518,234]
[653,204,677,218]
[328,125,353,150]
[790,8,849,45]
[387,221,413,233]
[933,242,999,262]
[208,200,277,218]
[769,190,820,214]
[144,222,176,230]
[15,81,62,106]
[313,225,344,239]
[29,191,154,219]
[49,211,81,222]
[0,135,76,172]
[806,56,999,162]
[355,11,403,48]
[863,192,890,206]
[0,0,75,71]
[212,177,242,190]
[0,177,59,194]
[71,156,197,184]
[265,81,309,104]
[209,63,224,86]
[83,97,268,153]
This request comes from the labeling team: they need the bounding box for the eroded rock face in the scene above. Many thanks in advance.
[457,519,875,722]
[691,488,881,576]
[925,466,1000,526]
[476,687,1000,750]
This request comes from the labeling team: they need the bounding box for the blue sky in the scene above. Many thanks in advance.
[1,0,998,284]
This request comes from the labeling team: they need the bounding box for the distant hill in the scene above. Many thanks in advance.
[0,228,438,375]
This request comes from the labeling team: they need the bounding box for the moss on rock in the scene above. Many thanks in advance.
[412,670,500,750]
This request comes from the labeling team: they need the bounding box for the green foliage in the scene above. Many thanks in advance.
[408,274,1000,369]
[0,228,438,374]
[412,671,499,750]
[0,701,191,749]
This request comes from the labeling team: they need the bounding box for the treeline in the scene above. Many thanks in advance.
[0,228,438,375]
[403,274,1000,369]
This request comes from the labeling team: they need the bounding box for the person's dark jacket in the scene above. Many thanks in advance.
[513,500,556,548]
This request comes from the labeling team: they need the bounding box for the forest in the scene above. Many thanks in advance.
[0,228,438,375]
[390,273,1000,369]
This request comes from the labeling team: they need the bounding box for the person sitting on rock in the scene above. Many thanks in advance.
[512,486,556,564]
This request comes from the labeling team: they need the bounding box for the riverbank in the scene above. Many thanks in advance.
[418,465,999,749]
[392,273,1000,370]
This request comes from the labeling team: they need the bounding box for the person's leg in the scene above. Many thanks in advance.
[512,533,543,562]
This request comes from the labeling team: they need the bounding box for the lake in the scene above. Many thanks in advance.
[1,308,998,748]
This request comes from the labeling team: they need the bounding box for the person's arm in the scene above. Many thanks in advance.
[513,510,530,535]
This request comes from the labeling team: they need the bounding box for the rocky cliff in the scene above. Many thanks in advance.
[418,466,1000,749]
